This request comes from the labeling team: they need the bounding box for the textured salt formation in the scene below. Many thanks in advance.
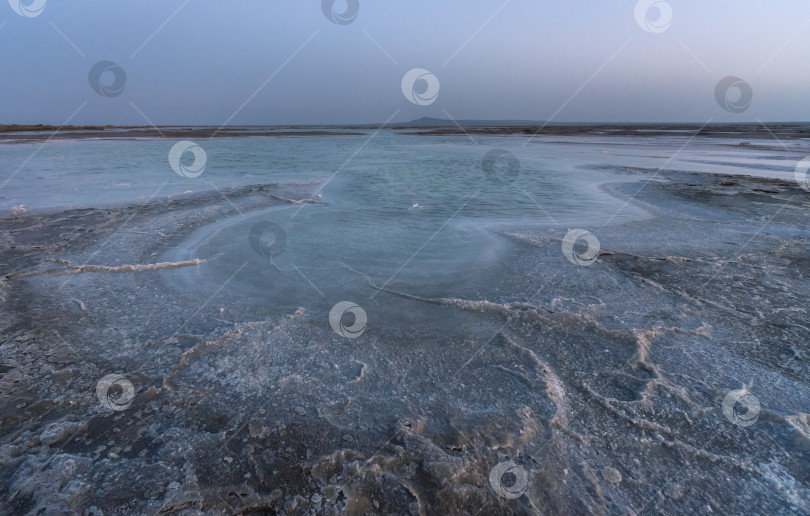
[0,168,809,515]
[9,258,206,279]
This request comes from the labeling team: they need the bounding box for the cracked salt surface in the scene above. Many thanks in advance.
[0,134,809,514]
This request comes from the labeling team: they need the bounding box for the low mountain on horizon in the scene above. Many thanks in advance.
[389,117,548,128]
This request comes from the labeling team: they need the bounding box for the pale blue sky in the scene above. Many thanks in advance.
[2,0,809,125]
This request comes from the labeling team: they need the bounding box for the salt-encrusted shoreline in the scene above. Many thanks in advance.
[1,164,808,514]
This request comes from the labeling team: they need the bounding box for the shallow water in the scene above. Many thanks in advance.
[2,132,802,213]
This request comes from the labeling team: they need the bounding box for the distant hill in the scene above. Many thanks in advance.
[388,117,549,128]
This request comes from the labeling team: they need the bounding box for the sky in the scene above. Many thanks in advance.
[1,0,809,125]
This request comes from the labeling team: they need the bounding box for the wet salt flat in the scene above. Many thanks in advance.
[1,133,810,514]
